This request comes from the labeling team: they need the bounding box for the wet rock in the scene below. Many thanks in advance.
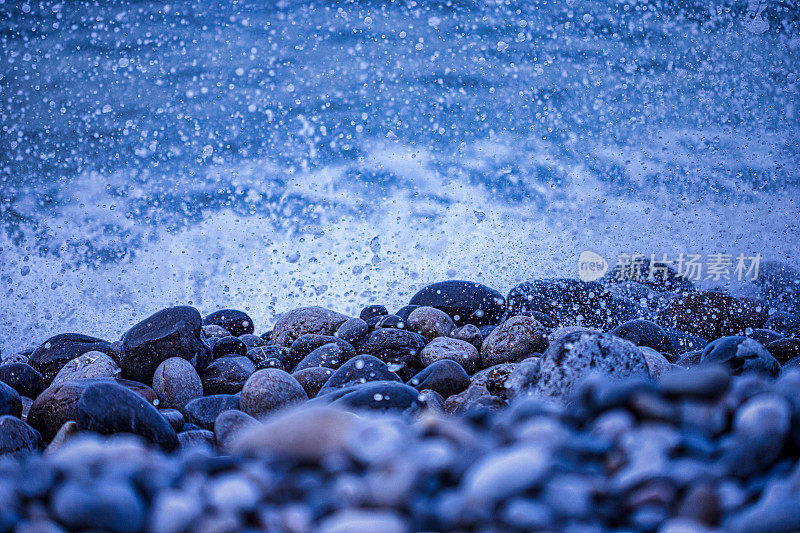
[327,381,422,413]
[183,395,241,430]
[44,420,79,456]
[406,306,456,341]
[375,314,406,329]
[246,345,288,370]
[152,357,204,410]
[288,334,354,367]
[444,384,504,415]
[240,369,308,419]
[214,409,259,453]
[51,351,121,385]
[0,363,45,398]
[417,389,445,413]
[0,415,41,457]
[506,279,615,329]
[239,334,266,350]
[471,363,517,399]
[611,319,672,353]
[292,366,334,398]
[450,324,483,351]
[700,336,780,376]
[481,316,547,366]
[202,324,231,339]
[658,366,730,398]
[749,328,785,347]
[293,340,355,372]
[534,331,649,402]
[419,336,480,374]
[271,306,350,348]
[232,405,358,459]
[203,309,254,337]
[765,311,800,338]
[356,328,427,379]
[335,317,370,345]
[658,291,768,341]
[409,280,506,326]
[395,305,421,322]
[212,336,248,359]
[675,350,703,368]
[641,347,671,379]
[662,327,708,356]
[201,356,255,395]
[28,333,111,382]
[768,337,800,364]
[506,357,542,400]
[51,479,145,533]
[360,305,388,320]
[753,260,800,314]
[159,409,185,432]
[1,351,31,365]
[76,382,178,449]
[318,509,408,533]
[407,359,469,398]
[318,355,400,394]
[120,306,211,382]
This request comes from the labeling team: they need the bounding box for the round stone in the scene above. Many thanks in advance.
[214,409,259,453]
[212,336,248,359]
[356,328,427,379]
[658,291,768,341]
[201,356,255,395]
[203,309,255,337]
[481,316,547,367]
[407,359,470,398]
[409,280,506,327]
[0,415,41,457]
[240,369,308,419]
[152,357,204,410]
[0,380,23,417]
[317,355,400,395]
[420,336,481,374]
[28,333,111,383]
[406,306,456,341]
[271,307,350,348]
[51,480,145,533]
[335,317,370,345]
[611,319,672,353]
[51,351,121,386]
[450,324,483,351]
[360,305,388,320]
[0,363,46,398]
[292,366,334,398]
[506,279,615,329]
[183,394,241,430]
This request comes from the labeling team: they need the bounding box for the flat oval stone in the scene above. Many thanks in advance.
[420,336,481,374]
[360,305,388,320]
[292,339,356,373]
[0,380,23,417]
[203,309,255,336]
[292,366,334,398]
[318,355,401,395]
[335,317,370,345]
[177,429,215,449]
[356,328,427,379]
[246,345,288,370]
[51,351,121,386]
[534,331,649,402]
[450,324,483,351]
[471,363,518,399]
[212,336,248,359]
[768,337,800,364]
[76,382,178,449]
[240,369,308,419]
[407,306,456,341]
[611,319,672,353]
[28,333,111,382]
[183,395,241,430]
[152,357,204,410]
[202,356,256,395]
[318,509,408,533]
[0,415,41,457]
[238,334,266,349]
[407,359,469,398]
[327,381,422,413]
[271,307,349,348]
[409,280,505,327]
[159,409,185,432]
[0,363,46,398]
[120,306,211,383]
[481,316,547,367]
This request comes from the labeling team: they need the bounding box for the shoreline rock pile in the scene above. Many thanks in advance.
[1,260,799,531]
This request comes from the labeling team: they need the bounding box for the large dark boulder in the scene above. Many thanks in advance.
[28,333,110,382]
[409,280,506,327]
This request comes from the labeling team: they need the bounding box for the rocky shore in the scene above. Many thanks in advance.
[1,260,800,532]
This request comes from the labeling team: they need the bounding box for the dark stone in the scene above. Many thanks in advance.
[450,324,483,351]
[360,305,388,320]
[120,306,212,383]
[767,337,800,365]
[407,359,469,398]
[396,305,421,322]
[51,480,145,533]
[77,382,178,449]
[0,415,40,457]
[0,381,22,417]
[610,319,672,353]
[212,336,248,359]
[410,280,505,327]
[335,317,370,345]
[214,409,259,453]
[603,256,695,293]
[246,345,288,370]
[700,336,780,376]
[239,334,266,350]
[28,333,110,382]
[674,350,703,367]
[152,357,203,411]
[318,355,401,395]
[658,291,768,341]
[292,366,334,398]
[0,363,45,398]
[658,366,730,398]
[376,314,406,329]
[511,310,557,328]
[202,356,256,395]
[177,429,215,449]
[159,409,185,432]
[288,335,355,371]
[240,369,308,419]
[506,279,615,329]
[293,342,355,373]
[662,327,708,357]
[326,381,422,413]
[203,309,255,336]
[765,311,800,337]
[271,307,349,348]
[753,260,800,314]
[749,328,785,347]
[356,328,427,380]
[183,395,241,430]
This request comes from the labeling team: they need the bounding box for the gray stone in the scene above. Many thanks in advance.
[240,369,308,419]
[51,351,121,385]
[271,307,349,348]
[406,306,456,341]
[481,316,547,366]
[214,409,259,453]
[419,336,480,373]
[153,357,204,410]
